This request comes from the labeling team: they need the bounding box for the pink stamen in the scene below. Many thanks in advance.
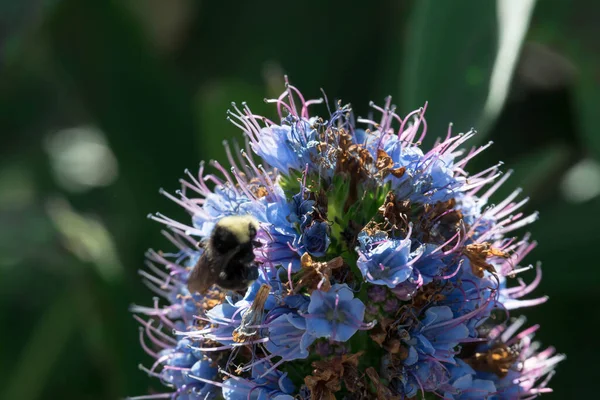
[126,391,174,399]
[138,327,158,358]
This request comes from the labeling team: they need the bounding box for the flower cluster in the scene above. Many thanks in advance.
[129,79,563,399]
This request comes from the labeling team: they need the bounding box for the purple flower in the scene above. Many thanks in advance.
[382,298,399,313]
[367,285,387,303]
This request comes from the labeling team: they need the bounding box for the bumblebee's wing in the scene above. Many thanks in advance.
[187,252,218,294]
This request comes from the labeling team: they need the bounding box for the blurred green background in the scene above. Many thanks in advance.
[1,0,599,398]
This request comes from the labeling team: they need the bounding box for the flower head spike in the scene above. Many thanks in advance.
[130,80,562,399]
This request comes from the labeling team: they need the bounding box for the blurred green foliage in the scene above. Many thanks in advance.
[1,0,599,398]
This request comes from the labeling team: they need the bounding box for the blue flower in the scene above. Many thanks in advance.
[382,135,462,204]
[357,238,413,287]
[443,266,497,336]
[291,192,316,230]
[251,120,319,174]
[392,244,448,300]
[356,229,388,249]
[443,359,496,399]
[305,284,367,342]
[201,301,243,346]
[412,244,447,284]
[407,306,470,363]
[185,359,219,398]
[301,221,331,257]
[265,312,315,361]
[284,294,310,313]
[222,363,295,400]
[391,306,471,397]
[192,185,254,236]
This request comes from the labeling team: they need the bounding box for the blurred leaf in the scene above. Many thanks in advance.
[45,196,124,283]
[401,0,497,144]
[529,196,600,292]
[125,0,196,54]
[0,0,46,62]
[527,0,600,159]
[480,0,537,132]
[490,142,574,206]
[73,276,130,399]
[576,73,600,158]
[525,291,593,397]
[196,79,270,163]
[2,288,76,400]
[44,0,200,267]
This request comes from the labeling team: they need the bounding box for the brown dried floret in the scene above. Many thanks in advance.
[335,130,375,209]
[418,198,464,243]
[365,367,401,400]
[254,186,269,198]
[305,352,364,399]
[375,149,406,179]
[335,130,371,177]
[375,149,394,170]
[463,242,509,278]
[378,191,410,231]
[369,317,412,361]
[339,352,364,393]
[410,282,446,310]
[294,254,344,293]
[369,317,400,353]
[369,324,388,347]
[313,189,329,221]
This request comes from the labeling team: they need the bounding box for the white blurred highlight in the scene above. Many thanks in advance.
[560,158,600,203]
[44,126,118,193]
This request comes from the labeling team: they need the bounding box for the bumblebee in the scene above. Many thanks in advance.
[187,215,260,294]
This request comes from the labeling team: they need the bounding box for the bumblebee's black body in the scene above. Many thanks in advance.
[187,215,259,294]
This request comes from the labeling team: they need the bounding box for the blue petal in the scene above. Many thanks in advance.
[334,323,357,342]
[329,284,355,303]
[422,306,453,327]
[347,298,366,321]
[305,317,333,338]
[405,345,419,365]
